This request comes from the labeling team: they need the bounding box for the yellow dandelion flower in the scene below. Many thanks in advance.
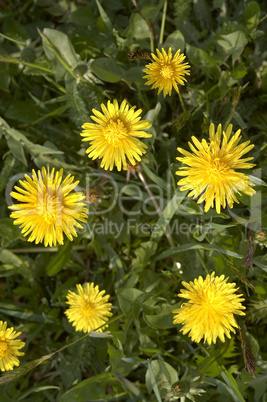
[81,99,152,171]
[0,321,25,372]
[143,47,190,97]
[9,167,87,247]
[65,283,113,333]
[176,123,256,214]
[173,272,246,345]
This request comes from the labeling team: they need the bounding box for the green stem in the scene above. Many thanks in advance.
[159,0,168,45]
[148,20,154,53]
[56,313,125,355]
[0,33,26,45]
[178,90,187,113]
[196,249,209,275]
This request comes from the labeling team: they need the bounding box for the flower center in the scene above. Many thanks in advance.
[160,64,174,79]
[0,340,9,358]
[103,120,128,147]
[81,300,97,318]
[207,158,228,182]
[36,187,64,224]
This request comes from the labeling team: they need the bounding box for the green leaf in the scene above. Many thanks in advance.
[145,307,175,329]
[59,373,116,402]
[17,385,60,400]
[0,219,22,248]
[220,365,246,402]
[124,13,150,43]
[102,241,125,281]
[65,76,89,127]
[6,136,27,166]
[0,302,46,323]
[46,242,72,276]
[95,0,113,32]
[91,57,122,83]
[186,44,217,68]
[5,100,40,123]
[3,124,63,165]
[163,30,185,53]
[217,31,248,64]
[146,360,162,402]
[0,248,23,267]
[89,331,112,338]
[245,1,261,30]
[150,188,186,243]
[40,28,79,78]
[116,288,146,315]
[146,359,178,399]
[0,154,15,193]
[142,164,168,191]
[115,373,142,398]
[173,108,193,131]
[155,242,243,261]
[131,241,158,269]
[141,1,165,20]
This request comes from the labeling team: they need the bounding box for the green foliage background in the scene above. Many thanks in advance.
[0,0,267,400]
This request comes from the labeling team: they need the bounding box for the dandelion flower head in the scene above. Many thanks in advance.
[173,272,246,345]
[0,321,25,372]
[9,167,87,247]
[176,123,255,214]
[65,283,113,333]
[81,99,152,171]
[143,47,190,97]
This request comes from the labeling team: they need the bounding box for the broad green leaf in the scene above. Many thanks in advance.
[6,136,27,166]
[197,355,222,377]
[0,248,23,267]
[245,1,261,29]
[163,30,185,53]
[141,0,165,20]
[124,13,150,44]
[146,359,178,398]
[65,76,88,127]
[145,307,176,329]
[95,0,113,32]
[91,57,122,83]
[231,63,247,79]
[69,6,95,26]
[217,31,248,64]
[186,44,217,68]
[115,373,142,398]
[46,242,72,276]
[3,125,63,161]
[42,28,80,70]
[116,288,145,315]
[150,188,186,243]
